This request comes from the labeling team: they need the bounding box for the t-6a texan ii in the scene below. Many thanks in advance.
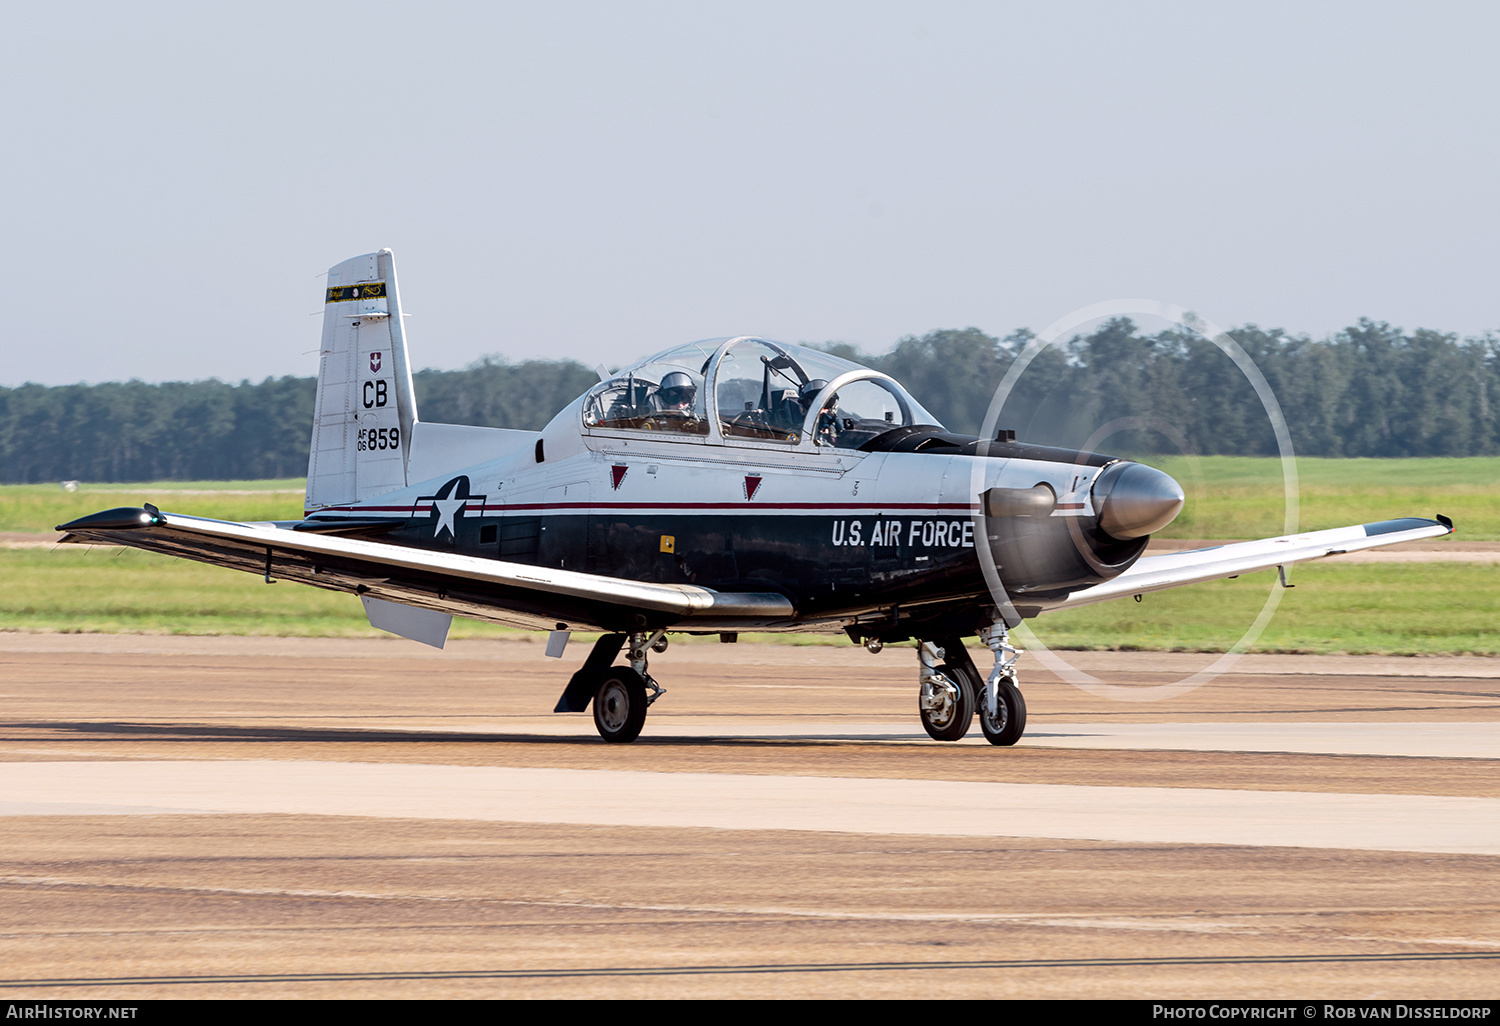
[57,251,1454,745]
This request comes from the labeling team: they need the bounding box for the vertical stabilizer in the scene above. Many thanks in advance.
[306,250,420,511]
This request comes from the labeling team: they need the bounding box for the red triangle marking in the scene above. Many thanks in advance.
[611,465,628,490]
[744,475,762,500]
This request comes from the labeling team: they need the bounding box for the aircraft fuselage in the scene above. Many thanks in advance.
[312,431,1163,640]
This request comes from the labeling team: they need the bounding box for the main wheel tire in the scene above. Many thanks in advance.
[978,677,1027,747]
[919,663,976,741]
[593,667,648,743]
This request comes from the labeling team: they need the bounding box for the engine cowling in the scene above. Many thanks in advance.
[981,459,1183,601]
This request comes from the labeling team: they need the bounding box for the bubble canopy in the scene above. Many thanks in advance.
[581,337,944,450]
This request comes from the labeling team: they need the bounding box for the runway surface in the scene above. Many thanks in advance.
[1,634,1497,998]
[8,760,1500,855]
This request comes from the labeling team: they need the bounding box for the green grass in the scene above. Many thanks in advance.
[0,547,525,639]
[1,548,1492,655]
[1026,562,1498,656]
[1,479,306,533]
[1150,456,1500,540]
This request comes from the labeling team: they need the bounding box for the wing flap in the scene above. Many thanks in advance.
[1043,516,1455,613]
[57,508,797,632]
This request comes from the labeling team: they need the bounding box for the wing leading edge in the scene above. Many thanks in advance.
[55,508,796,633]
[1043,516,1455,613]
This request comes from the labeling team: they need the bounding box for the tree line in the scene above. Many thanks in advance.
[847,319,1499,458]
[1,320,1495,483]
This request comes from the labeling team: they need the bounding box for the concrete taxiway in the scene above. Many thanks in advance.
[0,634,1496,998]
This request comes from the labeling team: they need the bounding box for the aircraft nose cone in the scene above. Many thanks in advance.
[1093,462,1185,540]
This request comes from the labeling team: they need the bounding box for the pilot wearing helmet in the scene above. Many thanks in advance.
[799,379,840,444]
[656,370,698,414]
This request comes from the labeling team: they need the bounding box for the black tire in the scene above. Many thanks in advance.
[593,667,648,743]
[919,663,976,741]
[978,677,1027,747]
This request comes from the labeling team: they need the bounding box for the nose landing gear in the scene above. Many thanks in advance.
[977,621,1026,746]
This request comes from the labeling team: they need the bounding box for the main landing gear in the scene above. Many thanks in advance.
[913,621,1027,746]
[917,640,977,741]
[554,631,668,743]
[592,631,667,743]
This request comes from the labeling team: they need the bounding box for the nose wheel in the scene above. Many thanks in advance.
[978,676,1026,746]
[977,620,1027,746]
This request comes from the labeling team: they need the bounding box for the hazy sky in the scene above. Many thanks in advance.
[3,1,1497,386]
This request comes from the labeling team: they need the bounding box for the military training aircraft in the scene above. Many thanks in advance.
[57,250,1455,745]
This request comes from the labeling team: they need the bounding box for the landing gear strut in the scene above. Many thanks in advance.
[591,631,666,744]
[976,620,1026,746]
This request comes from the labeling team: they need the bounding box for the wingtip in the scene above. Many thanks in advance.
[55,507,161,531]
[1437,513,1454,533]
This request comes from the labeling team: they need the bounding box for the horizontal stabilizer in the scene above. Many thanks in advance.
[289,518,403,536]
[405,422,537,485]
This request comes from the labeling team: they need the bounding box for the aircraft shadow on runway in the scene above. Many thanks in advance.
[1,719,928,749]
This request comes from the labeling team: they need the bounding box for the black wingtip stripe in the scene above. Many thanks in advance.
[1362,517,1442,537]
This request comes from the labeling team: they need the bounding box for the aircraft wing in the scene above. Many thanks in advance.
[55,507,797,633]
[1042,516,1455,613]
